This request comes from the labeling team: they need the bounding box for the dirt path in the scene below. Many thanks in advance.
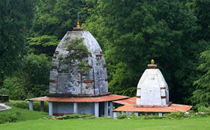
[0,103,11,111]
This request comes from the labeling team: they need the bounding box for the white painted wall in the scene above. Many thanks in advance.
[136,69,169,106]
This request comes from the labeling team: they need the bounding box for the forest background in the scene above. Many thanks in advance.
[0,0,210,110]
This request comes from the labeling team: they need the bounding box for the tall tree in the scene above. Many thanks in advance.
[193,0,210,42]
[32,0,94,39]
[0,0,37,81]
[1,54,51,99]
[191,0,210,107]
[192,48,210,107]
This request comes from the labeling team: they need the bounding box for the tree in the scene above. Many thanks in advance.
[0,0,37,81]
[27,0,95,56]
[32,0,94,39]
[190,0,210,107]
[193,0,210,42]
[64,38,89,94]
[192,48,210,107]
[0,54,51,99]
[27,35,59,56]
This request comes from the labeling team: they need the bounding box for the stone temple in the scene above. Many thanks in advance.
[28,22,128,117]
[49,30,108,96]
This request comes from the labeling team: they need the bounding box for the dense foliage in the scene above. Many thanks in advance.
[0,0,210,107]
[0,54,50,99]
[192,48,210,107]
[0,0,37,81]
[189,0,210,107]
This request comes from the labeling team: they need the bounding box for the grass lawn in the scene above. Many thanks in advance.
[1,107,50,121]
[0,104,50,124]
[0,116,210,130]
[1,102,210,130]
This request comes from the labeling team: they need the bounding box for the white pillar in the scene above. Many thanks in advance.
[113,112,118,118]
[73,102,78,113]
[29,101,33,111]
[135,112,138,116]
[49,102,53,116]
[158,112,163,117]
[40,101,44,112]
[104,102,108,116]
[95,102,99,117]
[110,102,113,117]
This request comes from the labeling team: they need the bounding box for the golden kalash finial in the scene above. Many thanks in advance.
[76,20,80,28]
[73,13,83,31]
[148,59,157,69]
[151,59,155,64]
[76,13,80,28]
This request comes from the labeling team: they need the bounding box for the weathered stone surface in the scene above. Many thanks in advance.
[49,31,108,96]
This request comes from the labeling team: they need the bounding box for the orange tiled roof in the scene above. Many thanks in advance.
[29,94,128,102]
[113,97,192,112]
[113,104,192,112]
[113,97,136,105]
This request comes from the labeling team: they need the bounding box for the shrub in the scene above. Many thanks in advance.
[145,113,162,119]
[0,112,19,124]
[166,112,185,118]
[117,113,128,119]
[52,113,95,120]
[197,106,210,113]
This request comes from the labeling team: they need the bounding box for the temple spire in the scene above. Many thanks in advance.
[148,59,157,69]
[73,13,83,31]
[76,13,80,28]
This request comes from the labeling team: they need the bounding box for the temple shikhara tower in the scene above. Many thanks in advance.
[136,59,169,107]
[49,27,108,96]
[28,20,128,117]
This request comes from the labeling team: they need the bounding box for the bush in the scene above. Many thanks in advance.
[117,113,128,119]
[51,113,95,120]
[166,112,185,118]
[144,113,163,119]
[197,106,210,113]
[67,113,95,119]
[116,112,165,120]
[0,112,19,124]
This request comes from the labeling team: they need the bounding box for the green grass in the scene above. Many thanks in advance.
[0,105,50,123]
[1,102,210,130]
[0,116,210,130]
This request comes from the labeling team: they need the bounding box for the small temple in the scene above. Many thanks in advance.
[112,60,192,117]
[29,19,192,117]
